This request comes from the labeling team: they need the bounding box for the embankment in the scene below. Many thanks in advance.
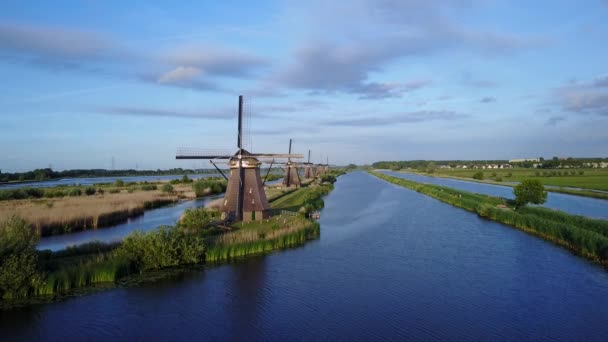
[370,171,608,267]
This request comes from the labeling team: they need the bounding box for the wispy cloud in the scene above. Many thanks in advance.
[0,22,124,67]
[480,96,496,103]
[273,0,535,98]
[555,74,608,116]
[545,116,565,126]
[326,110,468,126]
[93,106,232,120]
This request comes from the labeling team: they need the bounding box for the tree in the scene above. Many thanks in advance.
[514,179,547,208]
[472,171,484,180]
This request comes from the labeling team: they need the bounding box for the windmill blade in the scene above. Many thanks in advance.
[176,148,233,160]
[252,153,304,159]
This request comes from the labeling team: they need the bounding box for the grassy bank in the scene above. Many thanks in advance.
[370,171,608,267]
[418,168,608,192]
[0,170,344,308]
[394,169,608,201]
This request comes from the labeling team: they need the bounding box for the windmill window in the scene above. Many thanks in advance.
[249,188,252,194]
[224,200,227,205]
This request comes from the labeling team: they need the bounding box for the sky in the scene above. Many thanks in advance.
[1,0,607,171]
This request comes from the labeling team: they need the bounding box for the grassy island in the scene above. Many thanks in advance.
[370,171,608,267]
[0,170,344,308]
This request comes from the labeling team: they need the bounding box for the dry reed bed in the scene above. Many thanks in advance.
[0,191,179,236]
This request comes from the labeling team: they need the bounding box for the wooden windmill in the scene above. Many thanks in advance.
[314,155,326,177]
[303,150,314,179]
[176,96,302,222]
[282,139,301,187]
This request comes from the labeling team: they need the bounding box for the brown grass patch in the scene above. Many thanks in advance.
[0,190,179,236]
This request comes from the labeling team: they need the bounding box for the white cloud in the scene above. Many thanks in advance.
[157,66,203,84]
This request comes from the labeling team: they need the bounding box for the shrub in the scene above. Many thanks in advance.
[117,226,205,272]
[507,172,513,178]
[179,208,219,233]
[68,188,82,197]
[491,172,497,177]
[161,184,174,193]
[514,179,547,208]
[181,174,192,184]
[192,179,226,197]
[579,171,585,175]
[169,179,181,185]
[114,179,124,187]
[108,188,120,194]
[0,216,42,299]
[84,187,96,195]
[127,188,135,193]
[97,188,105,195]
[141,184,157,191]
[495,177,503,182]
[472,171,484,180]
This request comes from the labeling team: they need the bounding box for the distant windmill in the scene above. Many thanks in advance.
[176,96,302,222]
[282,139,301,187]
[315,154,326,177]
[303,150,314,179]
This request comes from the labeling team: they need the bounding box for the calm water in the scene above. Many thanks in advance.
[381,170,608,220]
[3,171,608,340]
[0,174,221,190]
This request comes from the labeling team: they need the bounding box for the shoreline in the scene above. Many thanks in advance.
[385,169,608,201]
[370,171,608,269]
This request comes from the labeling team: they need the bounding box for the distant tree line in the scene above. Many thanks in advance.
[374,157,608,170]
[0,168,214,183]
[372,160,508,171]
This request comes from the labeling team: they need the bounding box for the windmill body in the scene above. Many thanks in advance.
[282,139,301,187]
[303,150,314,179]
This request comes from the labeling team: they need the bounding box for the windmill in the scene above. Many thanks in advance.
[303,150,314,179]
[314,154,326,177]
[176,95,302,222]
[282,139,301,187]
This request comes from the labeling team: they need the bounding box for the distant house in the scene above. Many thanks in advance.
[509,158,540,163]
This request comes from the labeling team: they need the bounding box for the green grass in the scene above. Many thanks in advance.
[424,168,608,191]
[370,171,608,266]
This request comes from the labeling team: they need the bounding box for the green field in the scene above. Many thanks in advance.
[426,168,608,191]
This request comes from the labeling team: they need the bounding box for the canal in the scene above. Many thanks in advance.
[3,171,608,340]
[380,170,608,219]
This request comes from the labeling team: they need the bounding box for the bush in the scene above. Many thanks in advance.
[495,177,503,182]
[472,171,484,180]
[108,188,120,194]
[84,187,96,196]
[161,184,174,193]
[179,208,219,233]
[192,179,226,197]
[506,172,512,178]
[169,179,181,185]
[97,188,104,195]
[0,216,41,299]
[514,179,547,208]
[579,171,585,175]
[68,188,81,197]
[491,172,497,177]
[181,175,192,184]
[141,184,157,191]
[114,179,124,187]
[117,226,205,272]
[127,188,135,193]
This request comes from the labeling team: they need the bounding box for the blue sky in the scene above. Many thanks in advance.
[1,0,607,171]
